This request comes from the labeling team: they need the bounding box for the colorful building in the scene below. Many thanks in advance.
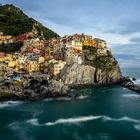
[49,59,66,75]
[8,60,16,68]
[0,52,5,58]
[83,39,96,47]
[94,38,107,49]
[0,33,13,44]
[72,40,83,52]
[24,60,40,73]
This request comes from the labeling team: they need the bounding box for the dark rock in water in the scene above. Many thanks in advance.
[119,77,140,93]
[132,77,136,81]
[74,94,80,99]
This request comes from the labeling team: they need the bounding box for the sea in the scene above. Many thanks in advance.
[0,68,140,140]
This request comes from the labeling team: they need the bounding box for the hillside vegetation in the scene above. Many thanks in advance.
[0,4,59,39]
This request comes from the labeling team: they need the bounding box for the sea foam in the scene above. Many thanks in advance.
[76,95,89,100]
[131,78,140,85]
[44,95,89,102]
[45,115,101,126]
[44,97,71,102]
[122,94,140,99]
[0,101,23,108]
[26,119,40,126]
[103,116,140,123]
[26,115,140,127]
[134,124,140,132]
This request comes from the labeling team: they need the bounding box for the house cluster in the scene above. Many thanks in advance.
[49,34,108,54]
[0,33,109,76]
[0,32,31,44]
[0,38,45,73]
[46,34,108,65]
[0,32,14,44]
[0,24,39,45]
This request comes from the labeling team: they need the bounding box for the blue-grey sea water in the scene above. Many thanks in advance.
[0,68,140,140]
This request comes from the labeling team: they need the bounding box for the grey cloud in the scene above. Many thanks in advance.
[105,19,140,35]
[130,37,140,43]
[111,43,140,55]
[111,43,140,67]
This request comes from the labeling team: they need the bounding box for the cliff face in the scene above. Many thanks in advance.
[60,49,122,86]
[60,63,121,86]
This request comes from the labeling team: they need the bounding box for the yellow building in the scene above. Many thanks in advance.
[49,59,66,75]
[15,59,24,72]
[72,40,83,51]
[0,34,13,44]
[4,54,13,63]
[83,39,96,47]
[8,60,16,68]
[25,61,40,73]
[34,39,44,50]
[53,61,66,75]
[0,58,5,63]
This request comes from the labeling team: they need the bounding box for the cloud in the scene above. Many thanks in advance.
[130,36,140,43]
[106,19,140,35]
[111,43,140,68]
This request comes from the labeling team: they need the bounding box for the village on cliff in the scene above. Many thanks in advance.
[0,24,109,80]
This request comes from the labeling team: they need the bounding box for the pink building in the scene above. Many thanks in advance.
[0,52,5,58]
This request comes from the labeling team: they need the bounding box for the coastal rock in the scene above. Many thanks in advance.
[119,77,140,93]
[60,63,121,86]
[96,65,122,84]
[48,80,69,96]
[22,79,69,99]
[0,79,69,101]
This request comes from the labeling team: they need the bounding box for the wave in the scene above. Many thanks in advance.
[134,124,140,132]
[130,78,140,85]
[122,87,129,91]
[103,116,140,123]
[26,115,140,127]
[44,97,72,102]
[122,94,140,99]
[0,101,23,108]
[45,116,101,126]
[26,119,40,126]
[76,95,89,100]
[44,95,89,102]
[33,110,43,117]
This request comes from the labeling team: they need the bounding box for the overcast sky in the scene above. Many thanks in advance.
[1,0,140,68]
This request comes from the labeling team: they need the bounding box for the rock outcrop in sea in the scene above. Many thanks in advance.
[119,77,140,93]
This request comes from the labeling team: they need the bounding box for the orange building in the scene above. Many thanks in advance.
[24,60,40,73]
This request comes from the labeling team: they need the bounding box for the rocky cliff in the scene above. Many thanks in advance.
[60,49,122,86]
[60,63,121,86]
